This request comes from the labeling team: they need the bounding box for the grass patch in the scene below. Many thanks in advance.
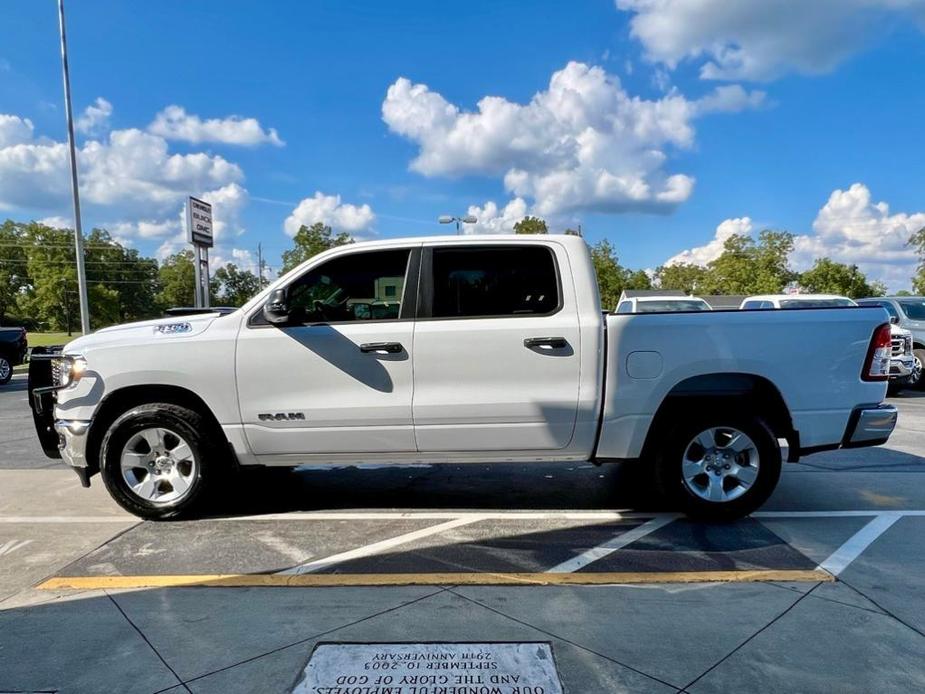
[29,332,81,348]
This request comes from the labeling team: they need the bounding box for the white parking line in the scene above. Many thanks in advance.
[545,515,676,574]
[277,516,487,575]
[0,516,134,523]
[817,513,903,577]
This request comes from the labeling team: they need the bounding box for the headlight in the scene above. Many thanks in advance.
[54,355,88,388]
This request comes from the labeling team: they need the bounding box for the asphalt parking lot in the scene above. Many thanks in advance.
[2,372,925,693]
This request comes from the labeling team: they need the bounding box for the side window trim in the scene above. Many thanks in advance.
[415,243,564,321]
[247,246,421,328]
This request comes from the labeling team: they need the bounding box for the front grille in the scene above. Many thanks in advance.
[50,358,67,387]
[891,337,904,356]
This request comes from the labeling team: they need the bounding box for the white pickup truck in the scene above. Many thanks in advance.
[29,235,898,521]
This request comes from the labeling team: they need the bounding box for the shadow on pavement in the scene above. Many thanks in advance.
[216,460,665,517]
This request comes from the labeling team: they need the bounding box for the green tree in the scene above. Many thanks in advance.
[700,230,796,295]
[588,239,651,309]
[84,228,159,323]
[0,220,29,323]
[513,216,548,235]
[280,223,353,275]
[799,258,883,298]
[910,226,925,294]
[896,289,913,297]
[213,263,263,306]
[156,250,196,310]
[653,263,709,295]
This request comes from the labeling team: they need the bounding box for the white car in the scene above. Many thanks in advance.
[741,294,915,389]
[615,296,712,313]
[30,236,897,521]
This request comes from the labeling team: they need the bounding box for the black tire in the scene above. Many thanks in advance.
[654,411,781,521]
[99,403,221,520]
[0,355,12,385]
[910,349,925,391]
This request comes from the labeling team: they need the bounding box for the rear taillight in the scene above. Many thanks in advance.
[862,323,892,381]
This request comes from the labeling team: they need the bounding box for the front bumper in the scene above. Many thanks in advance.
[54,419,92,487]
[843,404,898,448]
[890,356,915,380]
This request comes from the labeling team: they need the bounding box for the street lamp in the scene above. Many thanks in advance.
[57,0,91,334]
[438,214,477,235]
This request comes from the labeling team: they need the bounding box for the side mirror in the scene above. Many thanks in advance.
[263,288,290,325]
[890,315,900,325]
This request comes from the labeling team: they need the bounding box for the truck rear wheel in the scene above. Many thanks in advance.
[99,403,219,520]
[654,412,781,521]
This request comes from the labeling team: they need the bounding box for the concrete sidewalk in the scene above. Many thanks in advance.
[2,563,924,693]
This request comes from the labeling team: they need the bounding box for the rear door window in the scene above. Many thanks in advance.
[427,246,560,319]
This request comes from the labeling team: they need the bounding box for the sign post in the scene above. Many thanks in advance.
[186,196,214,308]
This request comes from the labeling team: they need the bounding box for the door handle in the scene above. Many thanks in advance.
[524,336,568,349]
[359,342,404,354]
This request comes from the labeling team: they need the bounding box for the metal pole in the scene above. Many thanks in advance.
[202,248,210,308]
[58,0,91,334]
[193,245,203,307]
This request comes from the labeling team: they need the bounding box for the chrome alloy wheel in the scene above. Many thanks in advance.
[120,427,197,504]
[681,427,760,503]
[0,357,10,382]
[911,355,923,386]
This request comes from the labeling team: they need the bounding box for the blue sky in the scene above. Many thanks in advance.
[2,0,924,289]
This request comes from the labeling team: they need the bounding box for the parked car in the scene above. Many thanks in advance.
[615,296,712,313]
[741,294,915,392]
[856,297,925,390]
[30,236,896,521]
[0,326,27,385]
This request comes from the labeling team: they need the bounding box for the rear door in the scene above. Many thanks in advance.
[411,242,581,452]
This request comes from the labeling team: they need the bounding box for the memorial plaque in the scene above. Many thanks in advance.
[293,642,564,694]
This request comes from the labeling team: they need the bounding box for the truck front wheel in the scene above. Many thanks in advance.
[99,403,219,520]
[654,412,781,521]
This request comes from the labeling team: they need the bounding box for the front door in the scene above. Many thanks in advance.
[411,243,581,452]
[236,246,418,457]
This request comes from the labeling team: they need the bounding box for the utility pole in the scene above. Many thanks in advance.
[57,0,91,334]
[257,242,265,287]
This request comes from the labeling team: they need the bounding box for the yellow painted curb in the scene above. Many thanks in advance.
[37,569,833,590]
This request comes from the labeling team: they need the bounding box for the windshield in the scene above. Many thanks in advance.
[636,300,710,313]
[778,298,855,309]
[899,299,925,320]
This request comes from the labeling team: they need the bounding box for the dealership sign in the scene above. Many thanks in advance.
[187,196,214,248]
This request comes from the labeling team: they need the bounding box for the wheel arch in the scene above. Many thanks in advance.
[87,384,232,475]
[641,373,796,463]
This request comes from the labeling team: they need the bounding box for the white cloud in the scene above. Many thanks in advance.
[461,198,529,234]
[76,97,112,135]
[0,122,242,218]
[0,114,34,147]
[149,105,284,147]
[616,0,925,81]
[37,215,72,229]
[382,61,762,217]
[666,216,753,266]
[284,191,375,237]
[664,184,925,291]
[791,183,925,291]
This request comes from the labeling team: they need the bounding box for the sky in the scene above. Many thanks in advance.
[1,0,925,290]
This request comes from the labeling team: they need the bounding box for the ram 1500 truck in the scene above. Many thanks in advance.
[29,235,898,520]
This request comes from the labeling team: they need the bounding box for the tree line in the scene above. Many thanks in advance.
[1,217,921,331]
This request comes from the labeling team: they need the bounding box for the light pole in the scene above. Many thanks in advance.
[438,214,477,235]
[57,0,91,334]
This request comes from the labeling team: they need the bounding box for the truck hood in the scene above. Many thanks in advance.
[63,313,223,354]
